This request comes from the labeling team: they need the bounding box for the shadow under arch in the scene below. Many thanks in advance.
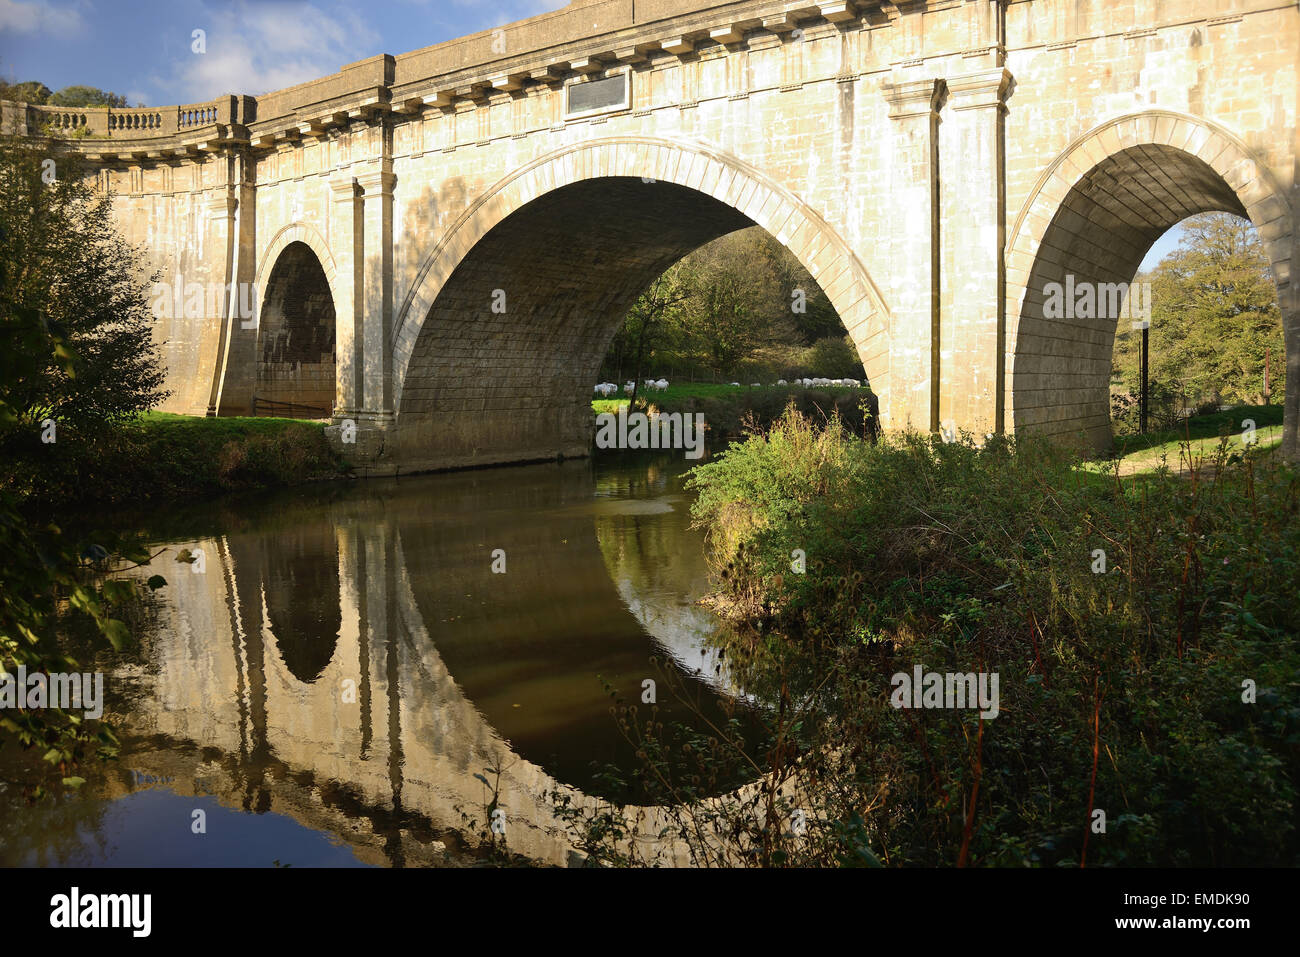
[216,222,342,417]
[1005,110,1295,455]
[250,240,337,418]
[387,136,893,471]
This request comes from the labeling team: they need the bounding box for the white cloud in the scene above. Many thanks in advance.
[0,0,82,34]
[170,1,381,101]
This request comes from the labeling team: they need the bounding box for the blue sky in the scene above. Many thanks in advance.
[0,0,564,106]
[1139,225,1184,271]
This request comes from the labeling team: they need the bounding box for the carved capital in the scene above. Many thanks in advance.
[329,175,358,201]
[355,169,396,197]
[882,76,945,120]
[946,67,1013,111]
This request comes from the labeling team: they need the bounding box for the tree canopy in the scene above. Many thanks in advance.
[0,142,169,789]
[601,227,864,384]
[0,80,130,108]
[1113,212,1284,416]
[0,137,169,432]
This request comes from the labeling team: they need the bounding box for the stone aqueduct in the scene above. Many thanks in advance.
[5,0,1296,468]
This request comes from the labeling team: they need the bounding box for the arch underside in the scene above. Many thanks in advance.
[1014,144,1250,450]
[393,178,756,469]
[255,241,337,418]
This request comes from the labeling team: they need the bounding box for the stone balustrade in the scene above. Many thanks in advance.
[0,96,247,144]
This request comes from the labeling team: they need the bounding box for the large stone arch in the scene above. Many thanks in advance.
[390,136,892,459]
[1005,110,1295,456]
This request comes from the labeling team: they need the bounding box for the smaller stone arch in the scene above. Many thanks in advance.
[254,221,341,309]
[1004,110,1295,454]
[251,224,342,418]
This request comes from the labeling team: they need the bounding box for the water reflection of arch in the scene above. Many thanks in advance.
[589,454,739,696]
[225,524,343,684]
[383,460,758,798]
[130,458,762,864]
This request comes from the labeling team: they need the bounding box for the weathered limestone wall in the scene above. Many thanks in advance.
[33,0,1296,465]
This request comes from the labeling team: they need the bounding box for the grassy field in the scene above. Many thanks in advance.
[1089,404,1285,475]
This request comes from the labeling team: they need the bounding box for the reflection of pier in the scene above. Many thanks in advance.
[118,462,741,865]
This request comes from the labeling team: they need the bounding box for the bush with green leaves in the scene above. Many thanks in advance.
[0,136,168,435]
[558,410,1299,866]
[0,303,167,794]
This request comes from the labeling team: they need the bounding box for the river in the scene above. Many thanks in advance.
[0,450,760,867]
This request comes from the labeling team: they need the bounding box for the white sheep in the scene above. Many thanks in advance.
[776,379,787,386]
[655,378,668,391]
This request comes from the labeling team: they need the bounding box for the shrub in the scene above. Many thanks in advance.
[561,411,1300,866]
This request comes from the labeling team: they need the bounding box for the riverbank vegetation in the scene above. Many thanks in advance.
[556,410,1299,866]
[6,412,346,515]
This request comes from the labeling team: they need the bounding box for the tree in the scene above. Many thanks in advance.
[601,226,845,383]
[1113,213,1284,415]
[671,230,797,378]
[0,80,51,104]
[48,86,128,109]
[0,82,128,108]
[762,232,840,346]
[806,336,866,379]
[0,301,167,792]
[0,138,171,790]
[623,272,689,404]
[0,137,169,434]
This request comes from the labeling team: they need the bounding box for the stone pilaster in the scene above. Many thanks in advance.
[939,66,1011,438]
[198,188,239,417]
[211,155,259,417]
[356,167,396,425]
[882,75,944,433]
[330,174,362,419]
